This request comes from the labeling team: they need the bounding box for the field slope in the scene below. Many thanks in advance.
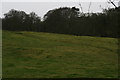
[3,30,118,78]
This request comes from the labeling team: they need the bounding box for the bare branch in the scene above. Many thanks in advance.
[88,2,92,13]
[109,0,117,8]
[79,3,83,13]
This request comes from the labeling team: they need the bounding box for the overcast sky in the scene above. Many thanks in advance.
[1,0,119,18]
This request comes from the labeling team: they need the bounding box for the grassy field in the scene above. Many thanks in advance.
[2,30,118,78]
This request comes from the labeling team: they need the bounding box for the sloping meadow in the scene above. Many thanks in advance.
[2,30,118,78]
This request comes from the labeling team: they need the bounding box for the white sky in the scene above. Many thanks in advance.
[0,0,119,18]
[1,0,119,2]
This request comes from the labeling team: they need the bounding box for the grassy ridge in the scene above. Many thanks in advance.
[3,30,118,78]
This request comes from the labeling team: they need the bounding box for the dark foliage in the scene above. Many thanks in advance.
[43,7,120,38]
[2,7,120,38]
[2,9,42,32]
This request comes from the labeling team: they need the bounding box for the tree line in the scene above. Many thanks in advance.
[2,9,41,32]
[2,7,120,38]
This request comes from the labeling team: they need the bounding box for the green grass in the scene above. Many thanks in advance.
[3,30,118,78]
